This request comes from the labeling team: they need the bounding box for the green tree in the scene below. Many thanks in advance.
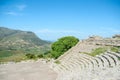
[51,36,79,59]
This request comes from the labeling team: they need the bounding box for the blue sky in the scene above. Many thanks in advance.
[0,0,120,41]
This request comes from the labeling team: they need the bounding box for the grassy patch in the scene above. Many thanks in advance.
[110,47,119,53]
[0,50,15,58]
[90,47,107,56]
[81,47,107,57]
[81,46,120,57]
[0,54,26,63]
[54,60,61,64]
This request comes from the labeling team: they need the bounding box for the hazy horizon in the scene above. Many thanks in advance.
[0,0,120,41]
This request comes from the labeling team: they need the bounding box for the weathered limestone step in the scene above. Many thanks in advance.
[52,64,63,73]
[99,54,110,67]
[64,54,86,69]
[78,54,97,69]
[77,54,94,70]
[80,53,99,68]
[105,53,119,65]
[109,52,120,59]
[72,58,84,70]
[77,56,89,69]
[94,57,104,68]
[53,66,61,73]
[103,54,115,67]
[81,57,94,68]
[55,56,84,72]
[61,60,81,71]
[53,63,70,73]
[63,57,85,70]
[102,55,112,66]
[71,57,85,70]
[60,64,70,71]
[108,52,120,64]
[103,53,116,67]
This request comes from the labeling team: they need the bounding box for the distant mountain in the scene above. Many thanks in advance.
[0,27,51,62]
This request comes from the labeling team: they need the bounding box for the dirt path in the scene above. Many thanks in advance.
[0,60,57,80]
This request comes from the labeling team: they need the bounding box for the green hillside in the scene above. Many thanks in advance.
[0,27,51,62]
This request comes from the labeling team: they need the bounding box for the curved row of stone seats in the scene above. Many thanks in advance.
[54,53,102,73]
[95,54,112,67]
[108,52,120,59]
[59,60,81,72]
[53,53,75,72]
[60,53,95,71]
[53,59,82,73]
[94,56,104,68]
[66,57,84,70]
[56,54,86,72]
[56,65,120,80]
[77,54,94,70]
[97,54,110,68]
[95,52,119,69]
[105,53,119,65]
[53,54,93,73]
[102,53,116,67]
[78,54,99,69]
[79,53,100,69]
[107,52,120,65]
[104,53,119,67]
[51,63,62,73]
[54,53,96,73]
[52,52,120,74]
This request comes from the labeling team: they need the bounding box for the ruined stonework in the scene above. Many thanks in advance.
[51,35,120,80]
[85,35,120,46]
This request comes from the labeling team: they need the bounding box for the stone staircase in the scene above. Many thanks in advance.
[51,52,120,80]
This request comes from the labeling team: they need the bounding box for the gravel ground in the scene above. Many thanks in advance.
[0,60,57,80]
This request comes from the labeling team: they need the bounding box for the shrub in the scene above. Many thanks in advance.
[51,36,79,59]
[37,54,44,58]
[25,53,36,59]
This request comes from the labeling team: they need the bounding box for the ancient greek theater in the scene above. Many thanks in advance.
[0,35,120,80]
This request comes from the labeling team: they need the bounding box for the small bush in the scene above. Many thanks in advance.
[37,54,44,58]
[25,54,36,59]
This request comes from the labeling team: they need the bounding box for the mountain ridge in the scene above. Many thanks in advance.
[0,27,51,62]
